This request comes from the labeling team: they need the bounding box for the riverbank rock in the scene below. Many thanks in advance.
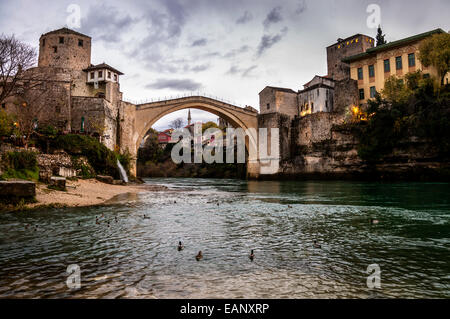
[0,181,36,199]
[96,175,114,184]
[50,177,66,191]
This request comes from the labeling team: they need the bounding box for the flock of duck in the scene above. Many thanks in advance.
[24,205,379,262]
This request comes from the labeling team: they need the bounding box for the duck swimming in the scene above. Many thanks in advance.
[177,241,184,251]
[313,240,321,249]
[249,250,255,261]
[196,251,203,261]
[288,205,292,208]
[370,218,379,224]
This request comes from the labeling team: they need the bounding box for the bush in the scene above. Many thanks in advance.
[1,150,39,181]
[54,134,118,177]
[4,151,38,170]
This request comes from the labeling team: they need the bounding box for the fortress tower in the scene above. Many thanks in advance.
[38,28,91,70]
[326,34,375,81]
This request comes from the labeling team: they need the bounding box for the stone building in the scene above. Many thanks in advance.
[343,28,449,104]
[259,33,372,120]
[3,27,123,150]
[298,75,335,117]
[326,34,375,81]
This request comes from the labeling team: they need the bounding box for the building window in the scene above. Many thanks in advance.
[370,86,376,98]
[311,102,314,113]
[357,67,363,80]
[114,74,118,81]
[384,59,390,72]
[90,72,94,79]
[359,89,365,100]
[396,56,402,70]
[108,72,111,79]
[81,117,85,132]
[325,100,328,110]
[317,89,319,96]
[78,39,84,47]
[267,103,270,110]
[98,71,103,78]
[53,46,57,53]
[1,103,5,109]
[42,39,46,46]
[369,65,375,77]
[59,37,64,44]
[408,53,416,67]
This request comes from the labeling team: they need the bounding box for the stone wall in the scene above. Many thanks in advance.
[38,30,91,70]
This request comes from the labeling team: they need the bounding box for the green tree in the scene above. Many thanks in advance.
[375,25,386,46]
[202,121,219,133]
[0,110,14,136]
[419,32,450,85]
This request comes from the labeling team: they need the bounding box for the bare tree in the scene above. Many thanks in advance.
[0,34,36,105]
[169,117,185,129]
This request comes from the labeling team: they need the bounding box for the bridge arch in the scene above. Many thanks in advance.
[128,96,260,178]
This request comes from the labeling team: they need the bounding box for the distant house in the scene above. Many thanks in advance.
[158,129,173,144]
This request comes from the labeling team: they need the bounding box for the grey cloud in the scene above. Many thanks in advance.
[226,64,258,77]
[224,45,250,58]
[263,6,283,29]
[145,78,202,91]
[236,11,253,24]
[190,64,210,72]
[296,0,307,15]
[191,38,207,47]
[256,27,288,57]
[80,3,137,42]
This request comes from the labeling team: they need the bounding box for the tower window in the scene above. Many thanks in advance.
[114,74,118,81]
[357,67,363,80]
[42,39,46,46]
[53,46,57,53]
[98,71,103,78]
[267,103,270,110]
[59,37,64,44]
[369,65,375,77]
[408,53,416,67]
[370,86,377,98]
[359,89,365,100]
[384,59,390,72]
[396,56,403,70]
[108,72,111,79]
[90,72,95,79]
[78,39,84,47]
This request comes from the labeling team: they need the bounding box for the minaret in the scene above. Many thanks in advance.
[188,109,192,126]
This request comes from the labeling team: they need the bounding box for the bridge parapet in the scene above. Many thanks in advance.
[135,96,258,115]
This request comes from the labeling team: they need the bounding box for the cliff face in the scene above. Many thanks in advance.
[264,112,450,181]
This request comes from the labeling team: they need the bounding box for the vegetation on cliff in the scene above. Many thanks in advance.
[0,150,39,181]
[342,72,450,162]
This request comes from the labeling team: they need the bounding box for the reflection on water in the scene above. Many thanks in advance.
[0,178,449,298]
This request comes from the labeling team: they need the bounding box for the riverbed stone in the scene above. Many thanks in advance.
[0,181,36,198]
[96,175,114,184]
[50,176,66,191]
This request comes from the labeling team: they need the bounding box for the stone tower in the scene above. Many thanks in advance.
[326,34,375,81]
[38,27,91,70]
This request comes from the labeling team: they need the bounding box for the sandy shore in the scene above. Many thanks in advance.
[30,179,151,209]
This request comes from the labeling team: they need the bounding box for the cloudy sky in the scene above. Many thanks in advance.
[1,0,449,130]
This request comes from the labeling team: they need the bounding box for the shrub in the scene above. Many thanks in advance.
[54,134,118,177]
[1,150,39,181]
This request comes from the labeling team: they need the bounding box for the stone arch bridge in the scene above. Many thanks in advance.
[119,96,263,178]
